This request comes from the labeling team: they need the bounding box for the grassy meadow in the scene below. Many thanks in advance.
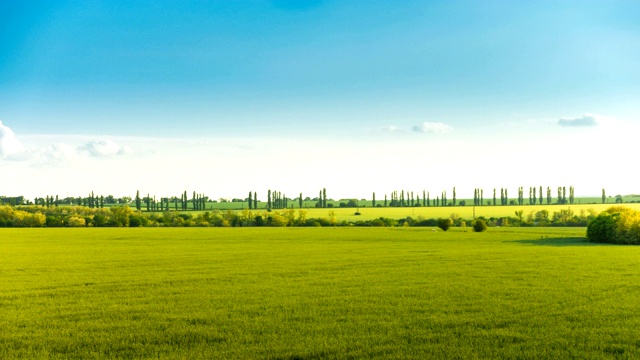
[2,227,640,359]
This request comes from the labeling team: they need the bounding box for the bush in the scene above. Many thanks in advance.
[67,215,86,227]
[587,207,640,245]
[437,218,452,231]
[473,219,487,232]
[586,212,616,243]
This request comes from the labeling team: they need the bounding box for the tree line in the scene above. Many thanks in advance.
[0,204,604,228]
[1,187,617,210]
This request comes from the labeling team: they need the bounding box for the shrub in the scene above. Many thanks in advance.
[129,216,143,227]
[437,218,452,231]
[587,207,640,245]
[473,219,487,232]
[67,215,86,227]
[586,212,616,243]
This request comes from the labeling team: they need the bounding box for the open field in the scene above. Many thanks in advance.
[189,203,640,222]
[286,203,640,222]
[2,227,640,359]
[102,202,640,222]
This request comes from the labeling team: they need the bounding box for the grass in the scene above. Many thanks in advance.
[2,227,640,359]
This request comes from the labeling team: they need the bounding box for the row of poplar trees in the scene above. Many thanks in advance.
[134,191,206,212]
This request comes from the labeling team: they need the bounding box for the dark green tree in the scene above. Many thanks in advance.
[437,218,452,231]
[518,187,524,205]
[532,187,536,205]
[602,189,606,204]
[323,188,327,208]
[539,186,543,205]
[473,219,487,232]
[569,186,574,204]
[452,187,456,207]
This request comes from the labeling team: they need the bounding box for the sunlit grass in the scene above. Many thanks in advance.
[2,227,640,358]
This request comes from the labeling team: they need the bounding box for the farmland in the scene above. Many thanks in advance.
[2,227,640,359]
[284,203,640,222]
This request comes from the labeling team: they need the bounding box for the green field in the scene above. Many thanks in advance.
[2,227,640,359]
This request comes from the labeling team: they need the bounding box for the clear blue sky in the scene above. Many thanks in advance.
[1,1,639,199]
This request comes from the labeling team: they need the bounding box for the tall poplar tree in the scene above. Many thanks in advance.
[323,188,327,208]
[569,186,574,204]
[452,187,456,206]
[539,186,543,205]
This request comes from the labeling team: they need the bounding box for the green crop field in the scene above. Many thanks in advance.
[2,227,640,359]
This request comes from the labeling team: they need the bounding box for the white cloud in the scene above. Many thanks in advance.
[78,139,132,157]
[32,143,78,166]
[412,121,454,133]
[0,121,26,159]
[1,123,134,166]
[381,125,398,132]
[558,113,613,127]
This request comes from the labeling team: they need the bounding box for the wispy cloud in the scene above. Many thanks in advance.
[380,125,398,132]
[78,139,132,157]
[558,113,612,127]
[412,121,453,133]
[31,143,78,167]
[0,121,134,166]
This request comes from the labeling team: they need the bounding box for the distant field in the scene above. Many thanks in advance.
[298,203,640,222]
[118,202,640,222]
[193,203,640,222]
[2,227,640,358]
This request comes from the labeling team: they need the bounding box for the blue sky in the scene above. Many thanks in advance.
[1,1,639,199]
